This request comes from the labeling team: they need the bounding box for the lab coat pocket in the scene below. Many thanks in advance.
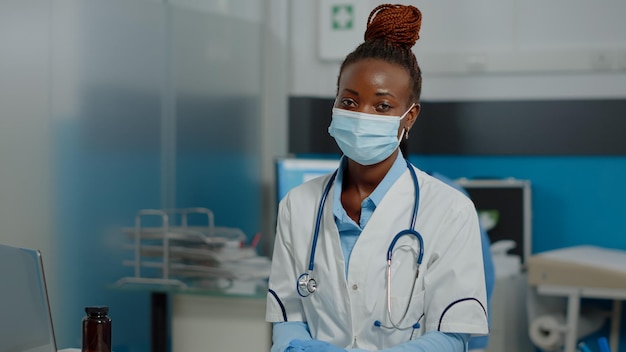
[389,289,425,332]
[373,289,425,348]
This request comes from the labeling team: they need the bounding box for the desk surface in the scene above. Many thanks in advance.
[111,279,267,300]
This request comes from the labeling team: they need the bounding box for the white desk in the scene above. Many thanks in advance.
[112,283,269,352]
[172,294,271,351]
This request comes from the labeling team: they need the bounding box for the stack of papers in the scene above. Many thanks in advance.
[118,208,271,290]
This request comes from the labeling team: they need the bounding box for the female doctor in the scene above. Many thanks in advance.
[266,4,488,352]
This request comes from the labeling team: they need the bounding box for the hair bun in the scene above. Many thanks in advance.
[364,4,422,48]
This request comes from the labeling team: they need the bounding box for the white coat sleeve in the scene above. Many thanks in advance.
[423,198,489,335]
[266,195,307,323]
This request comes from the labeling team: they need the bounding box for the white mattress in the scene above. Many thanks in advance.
[527,245,626,289]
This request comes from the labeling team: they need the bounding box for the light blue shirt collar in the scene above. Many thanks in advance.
[332,151,407,228]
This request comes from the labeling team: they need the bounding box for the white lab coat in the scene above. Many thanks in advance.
[266,165,488,350]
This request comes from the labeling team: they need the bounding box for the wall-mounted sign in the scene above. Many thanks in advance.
[318,0,367,61]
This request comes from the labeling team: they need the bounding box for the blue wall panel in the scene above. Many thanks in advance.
[54,122,158,351]
[176,152,261,243]
[408,155,626,254]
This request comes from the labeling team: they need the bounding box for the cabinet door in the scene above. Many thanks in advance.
[485,274,534,352]
[172,295,271,351]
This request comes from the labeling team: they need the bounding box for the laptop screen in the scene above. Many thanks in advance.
[0,244,57,352]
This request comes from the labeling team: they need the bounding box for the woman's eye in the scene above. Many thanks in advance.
[340,99,356,108]
[376,103,392,113]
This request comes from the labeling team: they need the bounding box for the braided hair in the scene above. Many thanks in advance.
[337,4,423,104]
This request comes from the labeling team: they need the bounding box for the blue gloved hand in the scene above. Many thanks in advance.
[288,339,346,352]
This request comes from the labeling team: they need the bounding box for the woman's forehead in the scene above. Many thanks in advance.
[338,59,411,98]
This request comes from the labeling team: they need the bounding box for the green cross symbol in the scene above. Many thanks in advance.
[332,4,354,30]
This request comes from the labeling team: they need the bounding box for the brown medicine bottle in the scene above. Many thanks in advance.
[82,306,112,352]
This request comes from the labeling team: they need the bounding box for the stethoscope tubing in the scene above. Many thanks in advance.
[386,229,424,264]
[301,160,423,305]
[307,170,338,272]
[407,160,419,230]
[307,160,422,272]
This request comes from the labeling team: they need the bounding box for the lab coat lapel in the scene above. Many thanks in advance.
[304,183,353,344]
[318,183,347,284]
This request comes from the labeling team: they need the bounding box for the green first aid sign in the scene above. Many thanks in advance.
[331,4,354,30]
[319,1,361,60]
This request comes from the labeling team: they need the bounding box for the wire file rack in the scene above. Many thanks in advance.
[115,207,269,290]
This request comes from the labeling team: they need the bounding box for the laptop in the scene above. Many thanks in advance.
[0,244,58,352]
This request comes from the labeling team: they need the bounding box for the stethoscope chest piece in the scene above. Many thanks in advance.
[297,272,317,297]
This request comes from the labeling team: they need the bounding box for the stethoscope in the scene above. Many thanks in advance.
[297,159,425,331]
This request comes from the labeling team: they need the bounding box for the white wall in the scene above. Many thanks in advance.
[290,0,626,100]
[260,0,290,253]
[0,0,56,322]
[0,0,53,248]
